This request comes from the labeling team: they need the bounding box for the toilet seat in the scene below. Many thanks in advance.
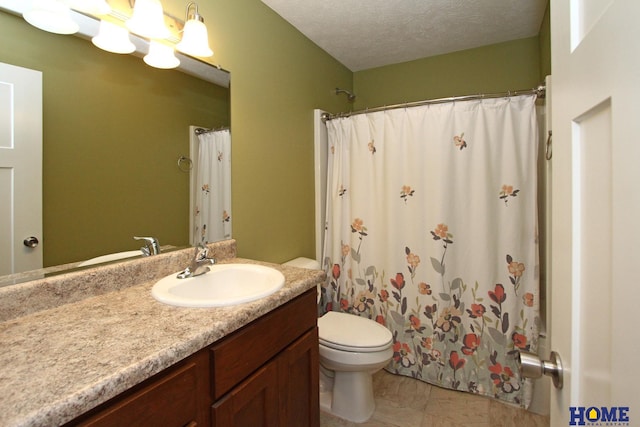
[318,311,392,353]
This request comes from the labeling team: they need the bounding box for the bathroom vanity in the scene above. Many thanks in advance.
[0,240,323,427]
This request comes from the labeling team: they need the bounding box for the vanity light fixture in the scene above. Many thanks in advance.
[23,0,79,35]
[143,40,180,69]
[92,20,136,54]
[65,0,111,15]
[176,2,213,57]
[126,0,171,40]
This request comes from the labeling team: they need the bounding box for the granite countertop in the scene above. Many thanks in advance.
[0,241,324,427]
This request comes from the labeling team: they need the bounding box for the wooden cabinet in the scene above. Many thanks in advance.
[66,289,319,427]
[69,349,210,427]
[212,329,319,427]
[211,289,319,427]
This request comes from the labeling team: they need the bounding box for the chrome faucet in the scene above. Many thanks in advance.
[134,236,160,256]
[177,243,216,279]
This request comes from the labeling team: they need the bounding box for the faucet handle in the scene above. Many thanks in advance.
[194,243,216,263]
[134,236,160,256]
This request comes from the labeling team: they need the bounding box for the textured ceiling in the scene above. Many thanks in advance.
[261,0,548,71]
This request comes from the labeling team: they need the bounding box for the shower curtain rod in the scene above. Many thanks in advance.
[321,84,546,122]
[194,126,230,135]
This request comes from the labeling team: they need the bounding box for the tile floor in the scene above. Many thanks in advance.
[319,370,550,427]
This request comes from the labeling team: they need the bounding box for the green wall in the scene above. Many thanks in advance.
[2,0,551,268]
[353,36,543,109]
[182,0,354,263]
[0,12,229,266]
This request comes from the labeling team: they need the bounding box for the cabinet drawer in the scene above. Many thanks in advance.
[74,360,199,427]
[210,289,317,400]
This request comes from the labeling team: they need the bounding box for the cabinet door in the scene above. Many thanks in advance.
[278,328,320,427]
[212,362,279,427]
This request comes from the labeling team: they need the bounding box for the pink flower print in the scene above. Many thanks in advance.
[400,185,415,203]
[418,282,432,295]
[506,255,525,295]
[499,184,520,206]
[368,140,376,154]
[523,292,534,307]
[431,223,453,244]
[453,133,467,150]
[435,306,462,332]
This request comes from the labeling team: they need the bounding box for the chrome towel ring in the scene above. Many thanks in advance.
[178,155,193,172]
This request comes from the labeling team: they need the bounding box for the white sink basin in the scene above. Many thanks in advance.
[78,250,142,267]
[151,263,285,307]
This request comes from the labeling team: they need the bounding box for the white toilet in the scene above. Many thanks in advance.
[284,257,394,423]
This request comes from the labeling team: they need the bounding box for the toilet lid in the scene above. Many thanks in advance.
[318,311,393,353]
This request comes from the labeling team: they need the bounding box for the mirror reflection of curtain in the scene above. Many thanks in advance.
[193,129,231,245]
[321,95,540,407]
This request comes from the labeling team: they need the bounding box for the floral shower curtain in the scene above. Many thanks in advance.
[193,129,231,245]
[320,95,540,407]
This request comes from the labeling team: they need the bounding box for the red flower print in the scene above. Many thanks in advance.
[390,273,405,290]
[409,314,422,331]
[375,314,386,326]
[488,284,506,304]
[332,264,341,280]
[512,332,528,349]
[340,298,349,311]
[379,289,389,302]
[461,333,481,355]
[467,303,486,318]
[489,362,520,393]
[449,351,466,371]
[393,341,416,367]
[325,302,333,312]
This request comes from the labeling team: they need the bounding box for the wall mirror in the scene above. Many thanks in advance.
[0,5,231,286]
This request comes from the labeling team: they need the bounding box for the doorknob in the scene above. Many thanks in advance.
[518,350,563,389]
[23,236,39,248]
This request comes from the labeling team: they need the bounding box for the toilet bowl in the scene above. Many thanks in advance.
[317,311,393,423]
[283,257,393,423]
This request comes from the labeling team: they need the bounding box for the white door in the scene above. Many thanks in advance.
[550,0,640,425]
[0,62,43,275]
